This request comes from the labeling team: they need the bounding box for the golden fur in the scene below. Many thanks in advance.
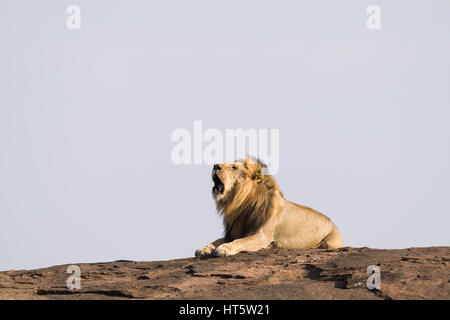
[195,157,343,257]
[217,165,278,241]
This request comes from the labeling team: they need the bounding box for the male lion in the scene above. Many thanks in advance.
[195,157,343,257]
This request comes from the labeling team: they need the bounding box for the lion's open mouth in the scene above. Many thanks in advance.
[213,173,225,194]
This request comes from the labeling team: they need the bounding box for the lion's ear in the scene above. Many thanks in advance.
[244,157,253,169]
[245,157,264,180]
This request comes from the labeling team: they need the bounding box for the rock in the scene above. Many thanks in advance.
[0,247,448,299]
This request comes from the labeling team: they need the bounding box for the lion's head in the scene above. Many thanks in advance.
[211,157,282,240]
[211,157,264,201]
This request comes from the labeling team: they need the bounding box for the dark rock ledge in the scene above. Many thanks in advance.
[0,247,448,299]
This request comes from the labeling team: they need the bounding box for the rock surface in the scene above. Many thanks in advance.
[0,247,448,300]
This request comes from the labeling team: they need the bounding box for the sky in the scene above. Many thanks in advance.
[0,0,449,271]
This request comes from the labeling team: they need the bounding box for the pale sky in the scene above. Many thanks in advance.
[1,1,449,271]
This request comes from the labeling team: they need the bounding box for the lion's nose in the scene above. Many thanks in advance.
[213,164,221,171]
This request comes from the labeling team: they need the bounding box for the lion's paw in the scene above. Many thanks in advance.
[213,244,236,257]
[195,246,214,257]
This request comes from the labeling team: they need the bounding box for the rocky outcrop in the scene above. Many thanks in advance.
[0,247,448,299]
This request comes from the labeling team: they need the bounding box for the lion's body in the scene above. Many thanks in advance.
[195,158,343,257]
[272,201,343,249]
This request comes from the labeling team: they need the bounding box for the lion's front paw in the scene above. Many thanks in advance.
[195,245,214,257]
[213,243,237,257]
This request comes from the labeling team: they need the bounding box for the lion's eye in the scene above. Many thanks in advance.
[232,165,238,170]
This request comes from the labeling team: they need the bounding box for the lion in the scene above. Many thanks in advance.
[195,157,343,257]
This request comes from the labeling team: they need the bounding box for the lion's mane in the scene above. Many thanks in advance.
[215,169,282,241]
